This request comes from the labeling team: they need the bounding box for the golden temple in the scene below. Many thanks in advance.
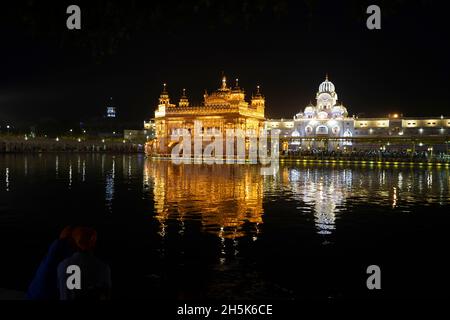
[148,76,265,155]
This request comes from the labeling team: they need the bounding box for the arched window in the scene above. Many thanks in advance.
[343,129,353,146]
[305,126,313,135]
[343,129,353,137]
[318,111,328,119]
[316,125,328,135]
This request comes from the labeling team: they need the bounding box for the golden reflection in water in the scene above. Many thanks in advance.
[144,160,264,239]
[144,160,450,238]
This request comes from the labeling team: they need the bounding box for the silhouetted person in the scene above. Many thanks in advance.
[26,226,75,300]
[57,227,111,300]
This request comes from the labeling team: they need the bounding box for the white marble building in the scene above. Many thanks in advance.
[266,76,449,152]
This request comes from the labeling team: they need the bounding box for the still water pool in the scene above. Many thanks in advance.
[0,154,449,299]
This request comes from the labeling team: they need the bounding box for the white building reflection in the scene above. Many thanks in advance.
[144,160,450,238]
[277,167,349,234]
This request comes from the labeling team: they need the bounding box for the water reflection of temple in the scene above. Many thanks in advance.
[144,160,264,239]
[144,159,450,238]
[271,166,350,234]
[274,164,450,234]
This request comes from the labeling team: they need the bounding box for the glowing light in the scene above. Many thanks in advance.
[327,120,338,127]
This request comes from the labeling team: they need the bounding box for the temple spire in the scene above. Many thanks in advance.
[159,83,170,105]
[221,75,227,90]
[179,88,189,107]
[251,84,265,109]
[253,85,263,98]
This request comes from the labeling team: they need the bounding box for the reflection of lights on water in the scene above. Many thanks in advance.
[344,169,353,187]
[295,171,342,235]
[398,172,403,189]
[418,175,423,193]
[289,169,300,182]
[105,159,115,212]
[392,187,398,208]
[144,160,450,264]
[253,223,261,241]
[219,227,226,265]
[148,160,264,241]
[68,163,73,189]
[158,223,167,238]
[427,172,433,189]
[128,156,132,180]
[5,168,10,192]
[55,156,59,178]
[82,160,86,182]
[178,220,185,236]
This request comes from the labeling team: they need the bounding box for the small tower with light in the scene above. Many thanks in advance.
[178,89,190,107]
[106,97,117,118]
[251,85,265,115]
[159,83,171,106]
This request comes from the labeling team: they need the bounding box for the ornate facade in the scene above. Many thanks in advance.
[149,76,265,155]
[147,75,449,155]
[266,76,450,152]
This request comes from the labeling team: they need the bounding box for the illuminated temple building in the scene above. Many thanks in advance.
[148,76,265,155]
[147,75,449,155]
[266,76,450,152]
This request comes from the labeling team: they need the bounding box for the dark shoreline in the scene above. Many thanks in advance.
[0,137,145,154]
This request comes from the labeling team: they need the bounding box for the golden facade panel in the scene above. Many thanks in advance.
[150,76,265,155]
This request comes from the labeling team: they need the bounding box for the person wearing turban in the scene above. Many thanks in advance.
[57,227,111,300]
[26,226,76,300]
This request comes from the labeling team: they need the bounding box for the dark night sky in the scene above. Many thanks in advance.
[0,0,449,130]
